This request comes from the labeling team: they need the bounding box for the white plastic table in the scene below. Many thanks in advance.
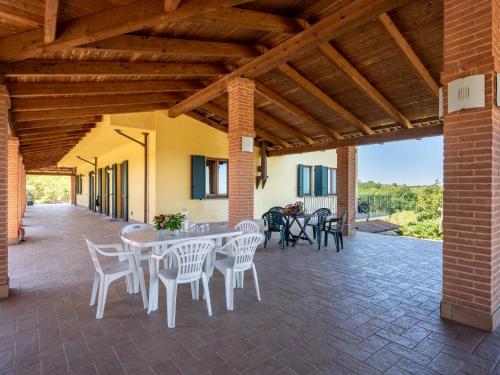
[121,225,242,312]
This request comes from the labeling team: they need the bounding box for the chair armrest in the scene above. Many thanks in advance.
[152,249,173,261]
[95,247,134,257]
[94,243,123,252]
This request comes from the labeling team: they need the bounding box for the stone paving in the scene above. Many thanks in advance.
[1,204,499,375]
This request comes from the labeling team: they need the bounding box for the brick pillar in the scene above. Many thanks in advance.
[70,175,76,205]
[17,155,23,224]
[440,0,500,331]
[0,86,9,298]
[227,77,255,227]
[336,146,357,236]
[7,137,19,245]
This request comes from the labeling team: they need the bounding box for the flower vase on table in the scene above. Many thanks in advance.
[283,201,304,216]
[153,213,185,237]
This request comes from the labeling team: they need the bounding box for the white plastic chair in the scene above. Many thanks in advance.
[85,238,148,319]
[215,233,264,311]
[151,239,215,328]
[235,220,260,234]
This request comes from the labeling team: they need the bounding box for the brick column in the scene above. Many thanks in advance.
[17,155,23,224]
[0,86,9,298]
[440,0,500,331]
[227,77,255,227]
[336,146,357,236]
[7,137,19,245]
[70,175,76,205]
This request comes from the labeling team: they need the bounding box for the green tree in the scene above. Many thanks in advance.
[26,175,70,204]
[415,183,442,221]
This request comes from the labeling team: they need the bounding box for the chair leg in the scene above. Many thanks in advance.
[317,229,322,251]
[137,268,149,309]
[264,231,268,248]
[251,263,261,302]
[312,226,316,239]
[325,232,328,247]
[201,273,212,317]
[224,270,234,311]
[96,276,110,319]
[166,280,178,328]
[191,280,200,300]
[340,233,344,249]
[90,273,99,306]
[239,271,244,289]
[334,234,340,252]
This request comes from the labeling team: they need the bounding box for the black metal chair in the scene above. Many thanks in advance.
[319,212,348,251]
[262,210,287,249]
[305,208,332,241]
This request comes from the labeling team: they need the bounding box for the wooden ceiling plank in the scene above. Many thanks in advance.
[21,137,86,147]
[14,116,102,130]
[0,61,227,78]
[378,13,439,98]
[268,124,443,156]
[13,103,170,122]
[0,3,43,28]
[255,81,343,140]
[255,109,314,145]
[19,133,90,143]
[16,124,96,136]
[276,63,374,135]
[12,93,180,111]
[165,0,182,11]
[8,81,202,97]
[168,0,404,118]
[44,0,60,44]
[82,35,259,58]
[0,0,253,62]
[186,111,228,133]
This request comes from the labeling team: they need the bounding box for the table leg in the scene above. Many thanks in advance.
[148,257,159,313]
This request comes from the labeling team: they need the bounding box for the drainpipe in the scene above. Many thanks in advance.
[77,155,98,213]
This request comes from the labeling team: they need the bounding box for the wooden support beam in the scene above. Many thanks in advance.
[0,0,252,62]
[378,13,439,98]
[255,81,343,140]
[44,0,59,44]
[255,110,315,145]
[276,63,374,135]
[186,111,228,133]
[83,35,259,58]
[268,124,443,156]
[11,93,179,111]
[19,132,90,143]
[164,0,182,11]
[16,123,95,136]
[13,103,170,122]
[21,137,86,147]
[0,61,227,78]
[191,8,302,34]
[14,116,102,130]
[303,21,413,129]
[0,3,43,28]
[168,0,403,117]
[8,81,201,97]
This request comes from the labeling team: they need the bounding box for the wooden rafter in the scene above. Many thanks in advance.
[254,110,314,145]
[186,111,229,133]
[164,0,182,11]
[8,81,201,97]
[276,63,374,135]
[0,61,227,78]
[0,3,43,28]
[378,13,439,98]
[0,0,253,62]
[268,124,443,156]
[83,35,259,58]
[16,124,96,136]
[254,81,343,140]
[168,0,404,118]
[44,0,59,44]
[14,116,102,130]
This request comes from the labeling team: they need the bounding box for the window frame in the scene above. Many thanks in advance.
[327,167,337,195]
[302,165,313,197]
[205,157,229,199]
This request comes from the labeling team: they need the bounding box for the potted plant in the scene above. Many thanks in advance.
[283,201,304,216]
[153,212,186,236]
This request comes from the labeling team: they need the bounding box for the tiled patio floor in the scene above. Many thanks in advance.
[2,205,500,375]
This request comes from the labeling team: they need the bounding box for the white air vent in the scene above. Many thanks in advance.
[448,74,485,113]
[439,87,443,119]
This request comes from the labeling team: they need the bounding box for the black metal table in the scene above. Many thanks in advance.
[284,213,314,246]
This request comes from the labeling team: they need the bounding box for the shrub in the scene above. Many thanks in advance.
[396,218,442,240]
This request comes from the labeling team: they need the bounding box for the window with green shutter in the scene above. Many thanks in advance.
[314,165,329,196]
[297,164,313,197]
[192,155,206,199]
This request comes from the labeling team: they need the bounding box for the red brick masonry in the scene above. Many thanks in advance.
[337,146,357,236]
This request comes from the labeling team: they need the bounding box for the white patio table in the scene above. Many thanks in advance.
[121,224,242,313]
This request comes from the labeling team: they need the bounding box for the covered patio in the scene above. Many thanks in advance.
[3,204,500,374]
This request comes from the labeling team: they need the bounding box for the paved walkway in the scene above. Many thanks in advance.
[1,204,499,374]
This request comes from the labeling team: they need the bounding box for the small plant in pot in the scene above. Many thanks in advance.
[153,213,185,236]
[283,201,304,216]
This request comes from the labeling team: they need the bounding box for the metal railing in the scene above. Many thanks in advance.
[357,195,392,220]
[303,195,337,214]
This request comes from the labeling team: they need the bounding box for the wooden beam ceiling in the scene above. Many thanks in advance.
[8,81,202,97]
[0,61,227,78]
[268,124,443,156]
[378,13,439,98]
[0,3,43,28]
[82,35,259,58]
[14,116,102,130]
[167,0,405,118]
[15,123,96,136]
[254,81,343,140]
[254,109,314,145]
[44,0,59,44]
[164,0,182,11]
[0,0,253,62]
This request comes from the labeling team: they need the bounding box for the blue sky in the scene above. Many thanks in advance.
[358,136,443,186]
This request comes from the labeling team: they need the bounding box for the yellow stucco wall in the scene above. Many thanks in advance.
[62,110,337,224]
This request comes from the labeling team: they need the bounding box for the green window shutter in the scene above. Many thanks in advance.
[97,168,102,213]
[314,166,329,196]
[297,164,304,197]
[112,163,118,219]
[121,160,129,221]
[75,176,79,195]
[192,155,206,199]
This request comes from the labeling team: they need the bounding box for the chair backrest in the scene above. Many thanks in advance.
[311,208,331,225]
[338,212,348,232]
[169,239,215,283]
[269,206,283,213]
[84,238,103,274]
[120,223,154,235]
[230,233,265,271]
[262,210,286,232]
[235,220,260,233]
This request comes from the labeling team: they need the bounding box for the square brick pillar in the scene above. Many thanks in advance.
[227,77,255,227]
[0,86,9,298]
[17,155,23,224]
[336,146,357,236]
[70,175,76,205]
[440,0,500,331]
[7,137,19,245]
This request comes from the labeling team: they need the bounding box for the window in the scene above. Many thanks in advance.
[297,164,313,197]
[327,168,336,195]
[205,158,228,198]
[303,166,312,196]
